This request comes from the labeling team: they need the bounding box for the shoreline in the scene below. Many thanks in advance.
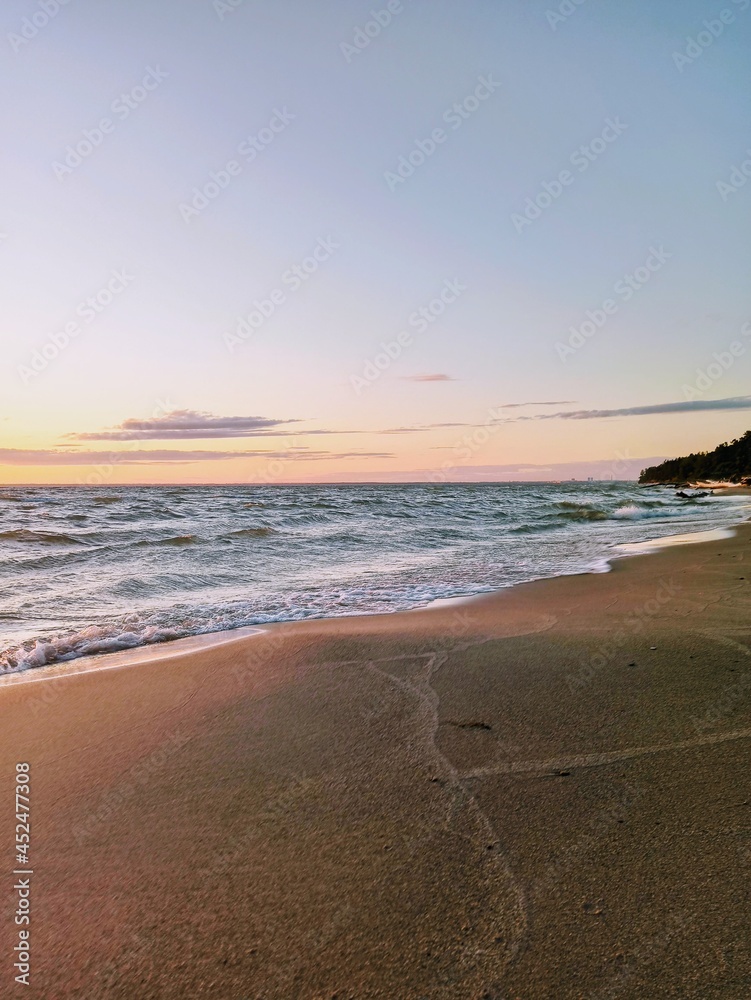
[2,516,751,995]
[2,514,748,684]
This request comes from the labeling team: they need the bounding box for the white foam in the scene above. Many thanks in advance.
[0,626,266,685]
[614,525,737,556]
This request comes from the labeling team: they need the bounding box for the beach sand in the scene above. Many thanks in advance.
[2,525,751,998]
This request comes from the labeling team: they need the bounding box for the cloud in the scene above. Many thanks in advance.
[522,395,751,421]
[399,374,457,382]
[497,400,576,408]
[379,421,473,434]
[68,409,302,441]
[66,408,508,445]
[0,448,394,467]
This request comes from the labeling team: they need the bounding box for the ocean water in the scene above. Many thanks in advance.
[1,482,749,672]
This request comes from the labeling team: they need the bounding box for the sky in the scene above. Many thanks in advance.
[1,0,750,484]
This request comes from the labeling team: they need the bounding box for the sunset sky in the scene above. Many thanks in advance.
[2,0,750,484]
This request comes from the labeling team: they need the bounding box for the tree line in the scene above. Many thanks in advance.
[639,430,751,484]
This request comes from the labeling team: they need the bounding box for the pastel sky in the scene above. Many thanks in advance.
[1,0,750,484]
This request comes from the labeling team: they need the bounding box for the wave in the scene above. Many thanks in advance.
[3,551,96,572]
[553,502,683,523]
[0,529,84,545]
[611,504,678,520]
[612,504,646,519]
[510,522,560,534]
[555,507,609,522]
[135,535,199,547]
[0,625,185,671]
[225,527,276,539]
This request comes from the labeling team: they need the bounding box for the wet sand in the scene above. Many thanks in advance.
[2,525,751,998]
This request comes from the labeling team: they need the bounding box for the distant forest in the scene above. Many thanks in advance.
[639,430,751,484]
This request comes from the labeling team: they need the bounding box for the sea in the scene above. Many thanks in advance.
[1,482,749,672]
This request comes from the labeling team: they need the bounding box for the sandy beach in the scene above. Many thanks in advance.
[2,524,751,998]
[5,0,750,995]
